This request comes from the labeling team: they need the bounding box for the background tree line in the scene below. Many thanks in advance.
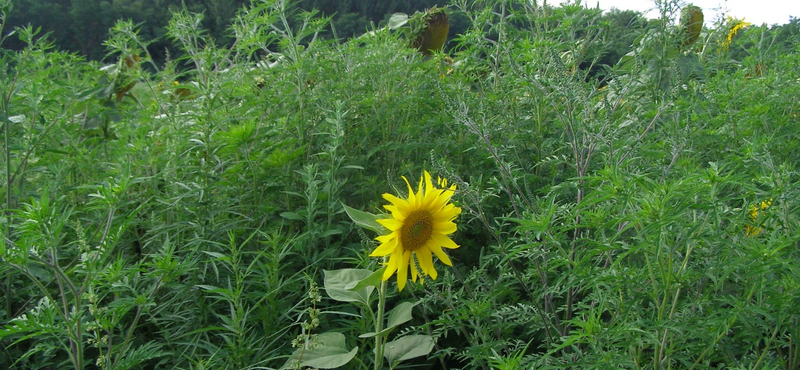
[3,0,799,76]
[3,0,451,61]
[3,0,658,70]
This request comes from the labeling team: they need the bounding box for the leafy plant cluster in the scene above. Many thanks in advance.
[1,0,799,369]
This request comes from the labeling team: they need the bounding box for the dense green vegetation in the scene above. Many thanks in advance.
[2,0,799,369]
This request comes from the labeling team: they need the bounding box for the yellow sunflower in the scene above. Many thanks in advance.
[371,171,461,291]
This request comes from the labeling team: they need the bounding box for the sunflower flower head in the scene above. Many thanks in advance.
[371,171,461,291]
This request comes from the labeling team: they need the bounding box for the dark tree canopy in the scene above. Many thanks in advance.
[4,0,795,81]
[3,0,449,62]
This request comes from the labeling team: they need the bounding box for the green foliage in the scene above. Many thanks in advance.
[2,0,800,369]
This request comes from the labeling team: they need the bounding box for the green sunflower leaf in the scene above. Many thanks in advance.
[324,269,375,305]
[386,301,416,329]
[281,332,358,369]
[383,335,434,365]
[359,301,416,338]
[342,203,387,234]
[345,266,387,291]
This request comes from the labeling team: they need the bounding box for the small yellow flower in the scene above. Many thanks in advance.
[722,17,751,51]
[745,198,772,237]
[371,171,461,291]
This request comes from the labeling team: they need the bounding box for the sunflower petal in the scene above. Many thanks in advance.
[415,175,427,208]
[432,232,460,249]
[402,176,416,207]
[377,217,403,231]
[410,254,419,282]
[432,221,457,235]
[371,235,398,256]
[421,171,438,209]
[417,248,437,280]
[383,194,411,215]
[382,253,399,280]
[429,244,452,266]
[397,250,411,291]
[434,202,461,219]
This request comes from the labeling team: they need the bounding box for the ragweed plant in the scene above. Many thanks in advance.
[287,279,323,370]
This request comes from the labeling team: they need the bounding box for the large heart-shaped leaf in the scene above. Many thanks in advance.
[324,269,375,305]
[281,332,358,369]
[345,266,386,292]
[342,203,387,234]
[383,335,434,365]
[359,301,416,338]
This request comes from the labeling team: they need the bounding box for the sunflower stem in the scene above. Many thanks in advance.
[374,273,387,370]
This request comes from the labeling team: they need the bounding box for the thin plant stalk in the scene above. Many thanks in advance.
[374,267,387,370]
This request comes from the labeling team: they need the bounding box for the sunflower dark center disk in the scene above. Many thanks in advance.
[401,211,433,251]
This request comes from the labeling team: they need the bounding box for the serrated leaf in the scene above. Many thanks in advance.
[383,335,434,365]
[110,342,168,370]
